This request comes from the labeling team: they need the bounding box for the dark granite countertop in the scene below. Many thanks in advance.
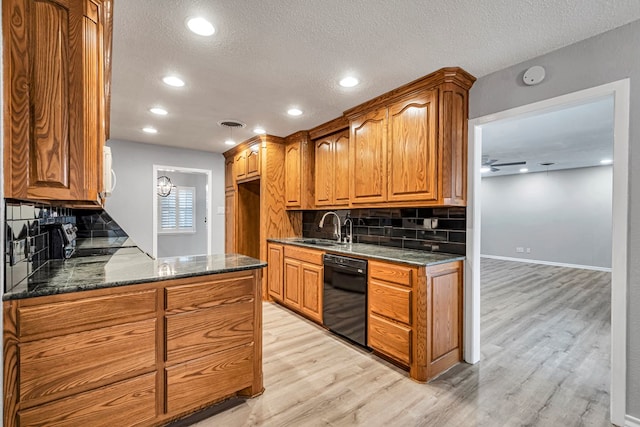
[268,237,465,267]
[4,248,266,301]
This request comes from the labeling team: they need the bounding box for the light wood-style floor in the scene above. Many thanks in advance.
[192,259,611,427]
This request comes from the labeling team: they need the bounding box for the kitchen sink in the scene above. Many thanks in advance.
[298,239,339,247]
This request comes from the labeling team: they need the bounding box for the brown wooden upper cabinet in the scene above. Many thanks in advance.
[314,129,349,208]
[284,132,314,209]
[345,67,475,207]
[235,143,261,182]
[225,157,235,192]
[3,0,113,206]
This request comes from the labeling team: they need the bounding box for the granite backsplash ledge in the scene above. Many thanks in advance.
[302,207,466,255]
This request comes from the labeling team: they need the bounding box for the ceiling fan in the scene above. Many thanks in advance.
[481,155,526,172]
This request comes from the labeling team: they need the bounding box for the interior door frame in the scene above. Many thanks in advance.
[152,165,213,259]
[465,79,630,426]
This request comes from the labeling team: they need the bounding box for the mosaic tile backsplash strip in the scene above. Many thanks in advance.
[5,201,75,292]
[302,207,466,255]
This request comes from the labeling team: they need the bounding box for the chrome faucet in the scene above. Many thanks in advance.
[318,211,342,242]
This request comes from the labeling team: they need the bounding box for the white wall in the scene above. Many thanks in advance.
[105,139,225,256]
[469,19,640,418]
[481,166,612,268]
[157,171,208,257]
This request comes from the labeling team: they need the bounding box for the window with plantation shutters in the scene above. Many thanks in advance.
[159,186,196,233]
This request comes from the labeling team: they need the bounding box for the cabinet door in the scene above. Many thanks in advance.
[246,145,260,178]
[225,191,236,253]
[225,157,235,191]
[387,91,438,203]
[350,108,387,204]
[235,151,247,180]
[4,0,106,203]
[314,138,333,207]
[267,244,284,301]
[285,141,303,207]
[283,259,301,307]
[333,131,350,205]
[300,263,323,323]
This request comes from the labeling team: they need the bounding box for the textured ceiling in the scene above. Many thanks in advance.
[110,1,640,153]
[481,96,614,177]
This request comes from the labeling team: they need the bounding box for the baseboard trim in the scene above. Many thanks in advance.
[480,254,612,272]
[625,414,640,427]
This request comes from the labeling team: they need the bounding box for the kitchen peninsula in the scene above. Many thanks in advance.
[3,246,266,426]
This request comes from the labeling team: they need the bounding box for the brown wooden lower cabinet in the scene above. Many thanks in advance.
[3,269,264,426]
[279,245,324,324]
[368,258,463,382]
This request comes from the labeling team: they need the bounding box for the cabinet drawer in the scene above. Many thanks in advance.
[369,280,412,325]
[369,260,413,287]
[20,319,156,403]
[18,372,157,427]
[166,302,254,364]
[368,314,411,365]
[284,245,323,265]
[165,272,254,312]
[18,290,157,339]
[165,344,254,414]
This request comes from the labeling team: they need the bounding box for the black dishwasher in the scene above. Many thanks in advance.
[323,254,368,347]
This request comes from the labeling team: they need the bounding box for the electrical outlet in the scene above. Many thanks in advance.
[526,248,531,253]
[217,206,225,214]
[516,247,524,253]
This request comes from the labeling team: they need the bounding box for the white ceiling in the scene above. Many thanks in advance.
[481,96,614,177]
[110,1,640,153]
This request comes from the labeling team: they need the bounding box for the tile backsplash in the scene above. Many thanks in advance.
[74,209,128,238]
[5,200,75,292]
[302,207,466,255]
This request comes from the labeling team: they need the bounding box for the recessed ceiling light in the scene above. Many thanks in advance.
[162,76,185,87]
[480,167,491,173]
[253,127,266,135]
[149,107,168,115]
[186,17,215,36]
[142,127,157,134]
[600,159,613,165]
[224,139,236,146]
[339,76,359,87]
[287,108,302,116]
[520,168,529,173]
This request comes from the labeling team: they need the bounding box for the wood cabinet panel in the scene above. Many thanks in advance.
[165,273,253,312]
[427,262,462,363]
[165,345,254,414]
[369,260,413,287]
[3,0,110,204]
[440,86,468,205]
[225,157,234,191]
[314,130,349,207]
[18,290,156,339]
[369,280,411,325]
[368,314,411,365]
[285,142,302,206]
[284,245,324,265]
[20,319,156,403]
[267,244,284,301]
[235,151,247,180]
[300,263,323,323]
[225,191,236,253]
[350,108,387,204]
[246,146,260,178]
[387,91,438,202]
[166,302,254,364]
[283,259,301,307]
[334,132,350,204]
[18,372,157,427]
[314,139,333,206]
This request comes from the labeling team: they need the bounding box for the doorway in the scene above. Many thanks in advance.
[466,79,630,425]
[152,165,213,259]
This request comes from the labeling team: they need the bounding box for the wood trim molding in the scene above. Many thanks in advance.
[308,116,349,140]
[344,67,476,119]
[223,134,285,159]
